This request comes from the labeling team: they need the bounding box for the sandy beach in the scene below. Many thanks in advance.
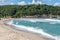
[0,19,53,40]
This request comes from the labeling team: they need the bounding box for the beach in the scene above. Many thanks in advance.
[0,19,48,40]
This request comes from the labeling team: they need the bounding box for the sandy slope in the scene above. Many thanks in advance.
[0,20,46,40]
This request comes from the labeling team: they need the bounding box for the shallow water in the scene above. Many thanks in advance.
[8,18,60,40]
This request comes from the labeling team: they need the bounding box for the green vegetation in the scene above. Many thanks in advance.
[0,4,60,18]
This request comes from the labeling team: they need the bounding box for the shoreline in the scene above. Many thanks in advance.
[0,18,47,40]
[3,18,58,40]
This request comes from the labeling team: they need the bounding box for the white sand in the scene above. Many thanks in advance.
[0,19,46,40]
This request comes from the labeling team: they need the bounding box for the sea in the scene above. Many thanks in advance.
[7,18,60,40]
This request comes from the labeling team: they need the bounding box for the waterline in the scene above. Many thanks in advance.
[5,18,60,40]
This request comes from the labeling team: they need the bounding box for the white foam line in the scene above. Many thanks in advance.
[22,19,60,24]
[8,23,57,40]
[16,25,58,39]
[21,19,60,23]
[45,19,60,21]
[6,19,60,40]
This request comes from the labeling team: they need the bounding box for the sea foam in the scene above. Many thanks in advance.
[23,19,60,24]
[6,18,60,40]
[11,24,57,40]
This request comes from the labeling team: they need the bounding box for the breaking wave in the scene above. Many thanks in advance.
[6,18,60,40]
[22,18,60,24]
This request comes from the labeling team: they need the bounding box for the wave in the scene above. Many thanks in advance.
[43,19,60,24]
[5,20,13,25]
[45,19,60,22]
[7,21,58,40]
[6,18,60,40]
[21,18,60,21]
[21,19,60,24]
[13,24,58,40]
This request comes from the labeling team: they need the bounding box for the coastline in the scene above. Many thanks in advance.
[3,18,57,40]
[0,18,48,40]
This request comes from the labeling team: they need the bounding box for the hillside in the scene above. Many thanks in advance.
[0,4,60,18]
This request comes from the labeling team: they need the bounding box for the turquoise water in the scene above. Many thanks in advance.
[12,18,60,36]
